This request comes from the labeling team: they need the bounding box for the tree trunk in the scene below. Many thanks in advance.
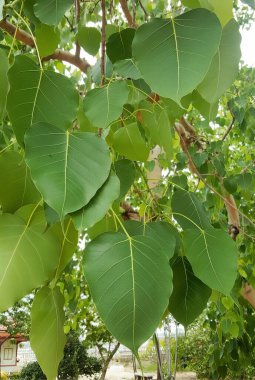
[98,342,120,380]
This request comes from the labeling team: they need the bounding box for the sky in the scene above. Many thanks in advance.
[241,22,255,66]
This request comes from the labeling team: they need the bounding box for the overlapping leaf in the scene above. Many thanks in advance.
[183,228,238,294]
[0,49,9,122]
[34,0,73,25]
[7,55,79,144]
[35,24,60,57]
[132,9,222,103]
[107,28,135,63]
[0,151,41,213]
[30,286,66,380]
[25,123,111,218]
[72,171,120,231]
[84,81,129,129]
[169,256,211,327]
[0,206,60,311]
[84,232,173,353]
[77,26,101,56]
[197,20,241,103]
[114,159,136,198]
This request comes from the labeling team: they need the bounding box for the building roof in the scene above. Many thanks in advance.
[0,325,27,343]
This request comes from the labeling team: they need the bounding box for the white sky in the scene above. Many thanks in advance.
[241,22,255,66]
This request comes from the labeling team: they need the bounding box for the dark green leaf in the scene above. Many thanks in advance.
[0,49,9,122]
[34,0,73,25]
[114,159,136,198]
[107,28,135,63]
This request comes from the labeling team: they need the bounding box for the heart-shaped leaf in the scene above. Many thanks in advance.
[84,232,173,353]
[183,228,238,294]
[0,206,60,311]
[30,286,66,380]
[84,81,129,129]
[132,9,222,103]
[7,55,79,145]
[34,0,73,25]
[25,122,111,218]
[77,26,101,56]
[169,256,211,327]
[107,28,135,63]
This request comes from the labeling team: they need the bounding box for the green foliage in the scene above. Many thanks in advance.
[0,0,254,378]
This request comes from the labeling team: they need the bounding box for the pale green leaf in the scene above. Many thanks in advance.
[132,9,221,103]
[172,189,212,230]
[72,171,120,231]
[50,219,78,279]
[200,0,233,26]
[181,91,218,121]
[77,26,101,56]
[0,207,60,311]
[35,24,60,57]
[107,28,135,63]
[113,59,142,80]
[169,256,211,327]
[84,81,129,129]
[197,20,241,103]
[183,228,238,294]
[84,232,173,352]
[112,123,150,161]
[7,55,79,145]
[0,49,9,122]
[30,286,66,380]
[0,151,41,213]
[25,122,111,218]
[34,0,73,25]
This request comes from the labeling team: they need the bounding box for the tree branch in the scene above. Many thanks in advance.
[0,19,91,73]
[222,117,235,141]
[101,0,107,86]
[119,0,137,28]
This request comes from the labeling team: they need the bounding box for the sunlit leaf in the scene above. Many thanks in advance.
[35,24,60,57]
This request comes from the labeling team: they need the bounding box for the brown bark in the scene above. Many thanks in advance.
[119,0,137,28]
[0,19,90,73]
[98,342,120,380]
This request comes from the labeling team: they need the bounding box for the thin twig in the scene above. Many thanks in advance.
[222,117,235,141]
[119,0,137,27]
[100,0,107,86]
[137,0,148,20]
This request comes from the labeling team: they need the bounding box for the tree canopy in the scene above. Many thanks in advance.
[0,0,255,379]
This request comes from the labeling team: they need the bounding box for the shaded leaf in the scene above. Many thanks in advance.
[25,123,111,218]
[7,55,79,145]
[114,159,136,198]
[0,151,41,213]
[84,81,129,129]
[34,0,73,25]
[0,49,9,122]
[183,228,238,294]
[107,28,135,63]
[132,9,221,103]
[30,286,66,380]
[72,171,120,231]
[84,232,173,352]
[169,256,211,327]
[113,59,142,80]
[197,20,241,104]
[112,123,150,162]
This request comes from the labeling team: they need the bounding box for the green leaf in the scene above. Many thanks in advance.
[169,256,211,327]
[50,219,78,279]
[107,28,136,63]
[112,123,150,161]
[0,151,41,213]
[197,20,241,104]
[25,122,111,218]
[84,81,129,129]
[113,59,142,80]
[140,104,173,159]
[77,26,101,56]
[182,0,201,7]
[84,232,173,352]
[91,56,113,85]
[72,171,120,231]
[35,24,60,57]
[0,49,9,122]
[7,55,79,145]
[132,9,222,103]
[172,189,212,230]
[87,215,117,240]
[30,286,66,380]
[123,221,176,260]
[114,159,136,198]
[34,0,73,25]
[0,206,60,311]
[181,91,218,121]
[200,0,233,26]
[183,228,238,294]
